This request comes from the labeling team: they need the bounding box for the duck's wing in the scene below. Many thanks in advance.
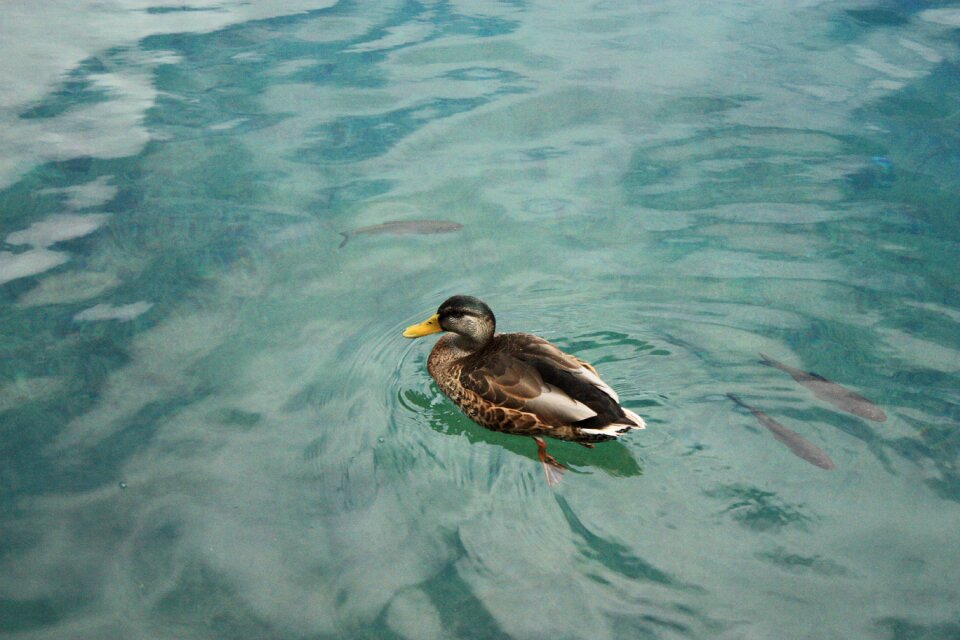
[459,348,599,426]
[510,334,645,433]
[458,333,640,428]
[510,334,621,402]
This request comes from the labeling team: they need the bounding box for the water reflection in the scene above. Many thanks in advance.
[556,495,680,587]
[708,484,815,533]
[755,546,850,577]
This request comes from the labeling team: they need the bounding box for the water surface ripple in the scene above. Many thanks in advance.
[1,1,959,639]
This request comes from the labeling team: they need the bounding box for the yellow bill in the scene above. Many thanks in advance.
[403,313,443,338]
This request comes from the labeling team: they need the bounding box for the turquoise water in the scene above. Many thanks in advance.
[2,1,960,638]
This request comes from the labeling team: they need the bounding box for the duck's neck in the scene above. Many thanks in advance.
[457,319,494,349]
[431,333,491,364]
[456,333,489,352]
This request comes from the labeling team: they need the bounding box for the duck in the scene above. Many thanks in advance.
[403,295,645,485]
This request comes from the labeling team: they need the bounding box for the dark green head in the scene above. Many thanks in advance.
[403,295,495,347]
[437,295,493,325]
[438,295,495,345]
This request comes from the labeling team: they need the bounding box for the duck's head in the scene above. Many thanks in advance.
[403,295,495,348]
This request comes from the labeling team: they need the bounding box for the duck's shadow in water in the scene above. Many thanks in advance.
[398,387,643,479]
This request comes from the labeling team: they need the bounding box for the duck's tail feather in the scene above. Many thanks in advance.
[622,408,647,429]
[579,409,645,438]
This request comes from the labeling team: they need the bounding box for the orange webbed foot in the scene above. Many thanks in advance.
[533,436,565,487]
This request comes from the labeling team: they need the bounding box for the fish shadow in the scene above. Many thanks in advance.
[779,406,895,472]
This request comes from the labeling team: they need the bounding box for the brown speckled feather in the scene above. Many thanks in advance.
[428,332,643,443]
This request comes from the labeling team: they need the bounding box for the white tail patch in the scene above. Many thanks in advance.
[580,423,640,438]
[579,409,646,438]
[622,408,646,430]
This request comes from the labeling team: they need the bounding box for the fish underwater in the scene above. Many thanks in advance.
[338,220,463,247]
[759,353,887,422]
[726,393,835,470]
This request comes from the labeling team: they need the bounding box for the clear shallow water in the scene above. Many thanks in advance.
[1,1,959,638]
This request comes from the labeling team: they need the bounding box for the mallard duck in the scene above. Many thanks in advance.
[403,295,645,485]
